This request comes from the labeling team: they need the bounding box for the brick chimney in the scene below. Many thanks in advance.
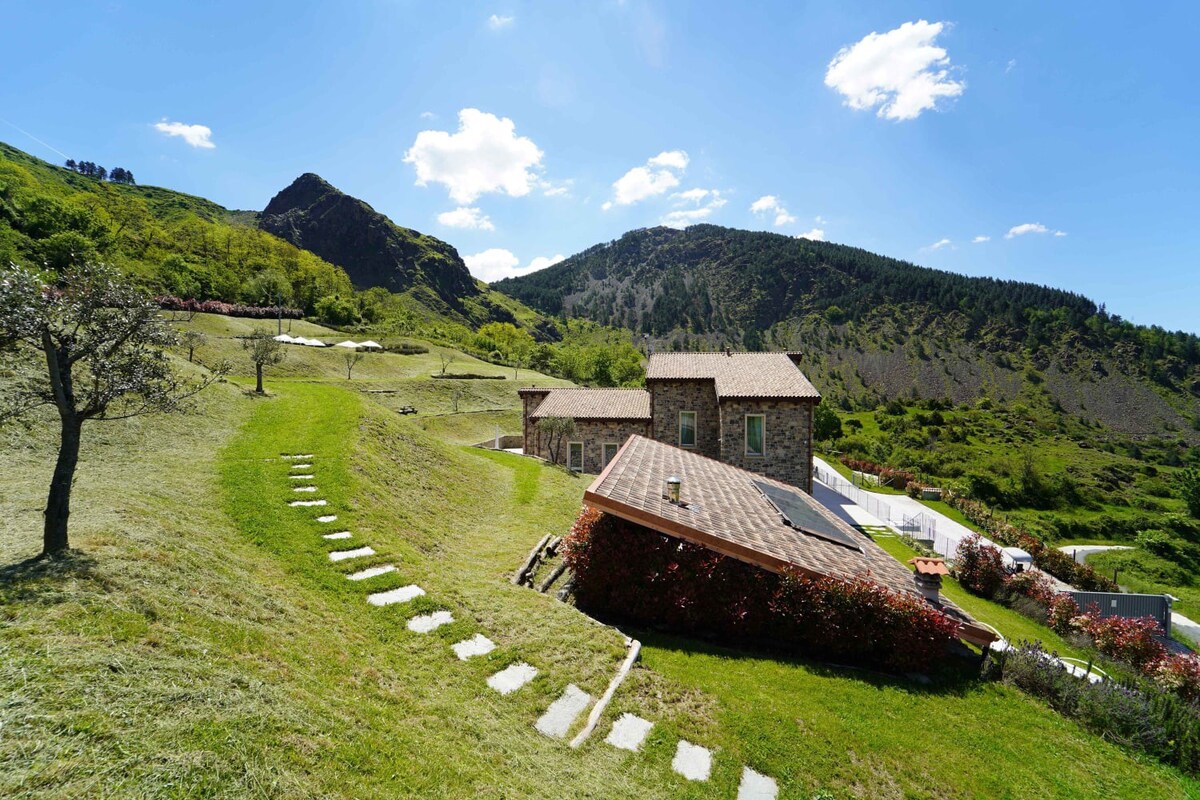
[908,557,950,603]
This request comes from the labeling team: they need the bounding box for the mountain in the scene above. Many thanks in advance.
[259,173,478,304]
[496,225,1200,440]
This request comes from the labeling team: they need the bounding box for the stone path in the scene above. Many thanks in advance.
[279,449,781,796]
[535,685,592,738]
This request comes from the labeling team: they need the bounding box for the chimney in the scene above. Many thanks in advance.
[725,347,732,357]
[908,557,950,602]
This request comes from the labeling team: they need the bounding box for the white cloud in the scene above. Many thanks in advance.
[464,248,519,282]
[814,215,828,225]
[1006,58,1017,73]
[796,228,825,241]
[925,237,953,251]
[488,14,514,30]
[749,195,797,227]
[972,235,991,243]
[465,249,565,283]
[662,188,725,229]
[436,206,495,231]
[404,108,544,204]
[605,150,689,207]
[419,111,437,120]
[153,120,215,149]
[1005,222,1066,239]
[825,20,964,121]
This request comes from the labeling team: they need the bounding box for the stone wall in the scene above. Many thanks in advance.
[718,398,815,491]
[519,389,550,455]
[648,379,721,460]
[531,419,652,474]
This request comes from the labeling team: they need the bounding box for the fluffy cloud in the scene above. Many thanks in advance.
[464,249,564,283]
[153,120,215,149]
[972,235,991,243]
[603,150,689,209]
[436,206,495,231]
[488,14,514,30]
[662,188,725,229]
[825,20,964,121]
[796,228,825,241]
[749,195,797,227]
[925,237,953,251]
[1006,222,1067,239]
[404,108,544,204]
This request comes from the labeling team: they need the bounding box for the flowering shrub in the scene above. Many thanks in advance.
[1047,593,1080,634]
[839,457,915,489]
[155,295,303,320]
[562,507,961,672]
[953,535,1007,599]
[1072,607,1167,670]
[1151,654,1200,703]
[1005,570,1056,606]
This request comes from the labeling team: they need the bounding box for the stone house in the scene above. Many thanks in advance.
[520,351,820,491]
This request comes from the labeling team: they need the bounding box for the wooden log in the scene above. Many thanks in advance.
[537,561,568,593]
[545,536,563,557]
[555,575,575,602]
[513,534,552,585]
[569,639,641,749]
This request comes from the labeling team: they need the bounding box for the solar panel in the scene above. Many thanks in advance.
[751,479,863,552]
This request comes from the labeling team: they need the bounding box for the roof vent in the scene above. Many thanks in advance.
[665,476,682,504]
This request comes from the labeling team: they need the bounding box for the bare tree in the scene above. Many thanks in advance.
[438,352,455,376]
[343,350,364,380]
[0,262,225,555]
[180,329,206,363]
[243,331,286,394]
[536,416,576,466]
[451,387,463,412]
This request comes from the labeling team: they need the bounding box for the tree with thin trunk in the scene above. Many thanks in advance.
[0,262,225,556]
[243,330,286,394]
[180,329,206,363]
[438,352,455,376]
[343,350,364,380]
[536,416,576,466]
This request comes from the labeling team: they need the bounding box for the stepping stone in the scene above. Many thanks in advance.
[347,564,397,581]
[282,454,314,460]
[738,767,778,800]
[316,515,338,523]
[322,531,353,540]
[290,499,327,507]
[290,463,312,470]
[329,546,375,562]
[672,740,712,782]
[408,610,454,633]
[604,713,653,752]
[367,584,425,606]
[535,684,592,739]
[451,634,496,660]
[487,662,538,695]
[293,486,318,492]
[289,474,315,480]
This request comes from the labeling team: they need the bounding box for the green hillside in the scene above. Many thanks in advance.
[2,313,1195,799]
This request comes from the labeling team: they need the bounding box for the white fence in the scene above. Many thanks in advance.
[814,464,983,561]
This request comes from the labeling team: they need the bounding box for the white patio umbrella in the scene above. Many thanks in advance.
[334,340,361,350]
[305,339,328,347]
[358,340,383,351]
[273,333,297,343]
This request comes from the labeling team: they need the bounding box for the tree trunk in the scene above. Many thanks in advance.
[44,415,82,554]
[256,363,264,394]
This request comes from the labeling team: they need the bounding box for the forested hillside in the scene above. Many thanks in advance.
[497,225,1200,439]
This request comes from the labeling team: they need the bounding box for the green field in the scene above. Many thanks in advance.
[2,315,1197,798]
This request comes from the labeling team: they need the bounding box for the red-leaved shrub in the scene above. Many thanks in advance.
[1047,593,1080,634]
[561,507,961,672]
[1073,607,1167,670]
[1151,654,1200,703]
[1005,570,1056,606]
[839,457,915,489]
[953,535,1007,599]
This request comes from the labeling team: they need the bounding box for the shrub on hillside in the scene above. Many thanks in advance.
[954,535,1007,599]
[838,456,915,489]
[156,295,302,320]
[562,507,961,672]
[1072,608,1167,670]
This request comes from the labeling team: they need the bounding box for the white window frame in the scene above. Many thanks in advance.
[745,414,766,457]
[678,410,697,448]
[568,441,584,471]
[602,442,620,467]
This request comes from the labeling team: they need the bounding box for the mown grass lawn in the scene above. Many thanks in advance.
[3,317,1199,798]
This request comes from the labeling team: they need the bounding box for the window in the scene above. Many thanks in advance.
[745,415,765,457]
[568,441,584,471]
[679,411,697,447]
[602,442,619,467]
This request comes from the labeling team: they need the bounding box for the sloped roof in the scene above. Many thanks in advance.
[645,352,820,399]
[530,388,651,421]
[584,435,911,593]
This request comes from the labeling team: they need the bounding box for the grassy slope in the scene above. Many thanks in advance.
[2,314,1197,799]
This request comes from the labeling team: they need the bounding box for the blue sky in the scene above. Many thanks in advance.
[4,1,1199,332]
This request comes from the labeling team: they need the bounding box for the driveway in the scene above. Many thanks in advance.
[1057,544,1132,564]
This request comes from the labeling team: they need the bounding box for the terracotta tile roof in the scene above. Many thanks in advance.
[909,557,951,576]
[645,352,820,399]
[584,435,916,597]
[530,388,651,421]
